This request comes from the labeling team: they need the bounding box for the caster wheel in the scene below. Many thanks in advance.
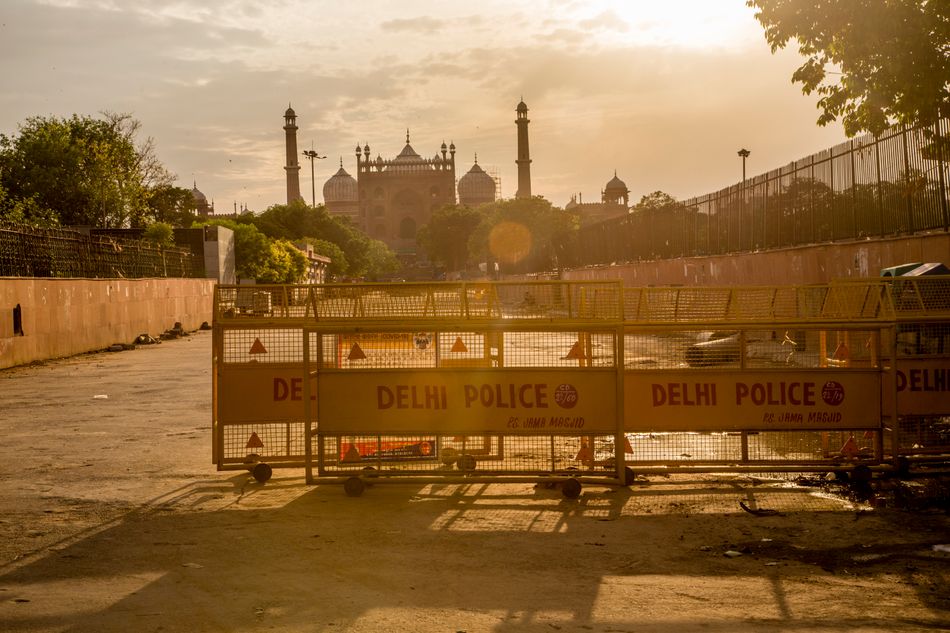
[851,464,872,484]
[624,466,636,486]
[440,447,459,465]
[252,462,272,483]
[895,457,911,477]
[344,477,365,497]
[457,454,477,472]
[561,478,582,499]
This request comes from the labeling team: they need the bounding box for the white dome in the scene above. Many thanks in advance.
[323,164,357,203]
[458,162,496,205]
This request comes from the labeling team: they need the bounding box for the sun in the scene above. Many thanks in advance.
[594,0,760,50]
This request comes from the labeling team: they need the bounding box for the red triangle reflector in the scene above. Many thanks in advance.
[249,338,267,355]
[562,341,586,360]
[347,343,367,360]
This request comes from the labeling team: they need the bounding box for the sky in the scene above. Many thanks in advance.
[0,0,851,213]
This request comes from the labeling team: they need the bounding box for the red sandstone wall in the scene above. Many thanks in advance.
[0,278,215,369]
[559,233,950,286]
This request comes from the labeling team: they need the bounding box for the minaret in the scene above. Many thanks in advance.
[515,99,532,199]
[283,105,302,204]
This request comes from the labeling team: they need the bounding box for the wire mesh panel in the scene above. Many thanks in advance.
[214,325,310,469]
[214,281,624,322]
[315,434,621,479]
[309,322,624,485]
[890,304,950,455]
[623,284,892,324]
[624,430,880,465]
[621,281,892,467]
[221,422,307,463]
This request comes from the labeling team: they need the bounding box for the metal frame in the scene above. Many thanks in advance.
[211,278,949,493]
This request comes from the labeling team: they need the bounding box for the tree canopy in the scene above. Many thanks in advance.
[466,197,578,274]
[748,0,950,136]
[0,112,193,228]
[245,199,399,280]
[416,204,484,272]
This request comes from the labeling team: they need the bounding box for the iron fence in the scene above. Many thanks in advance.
[0,225,199,278]
[557,119,950,267]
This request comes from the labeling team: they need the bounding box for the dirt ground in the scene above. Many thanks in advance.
[0,330,948,633]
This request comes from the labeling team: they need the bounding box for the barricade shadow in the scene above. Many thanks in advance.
[1,473,947,633]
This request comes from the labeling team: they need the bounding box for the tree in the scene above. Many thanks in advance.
[308,239,348,279]
[748,0,950,137]
[630,191,691,258]
[0,182,58,227]
[251,199,400,280]
[196,218,272,281]
[142,221,175,248]
[359,238,401,281]
[257,239,309,284]
[469,197,578,274]
[416,204,484,272]
[0,112,177,227]
[146,185,198,227]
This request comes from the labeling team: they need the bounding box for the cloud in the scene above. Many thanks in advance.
[579,10,629,32]
[380,16,446,34]
[2,0,847,212]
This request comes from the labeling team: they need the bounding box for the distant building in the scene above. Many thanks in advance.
[354,131,457,258]
[565,171,631,226]
[294,241,332,284]
[457,155,497,207]
[323,158,359,223]
[191,181,214,217]
[515,99,532,199]
[283,105,303,204]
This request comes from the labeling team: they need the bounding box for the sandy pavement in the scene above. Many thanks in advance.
[0,330,948,632]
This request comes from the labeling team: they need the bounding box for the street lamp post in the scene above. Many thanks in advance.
[738,148,750,181]
[738,148,750,250]
[302,147,325,207]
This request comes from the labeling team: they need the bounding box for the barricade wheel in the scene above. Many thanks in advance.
[562,478,582,499]
[851,464,872,484]
[252,462,272,484]
[624,466,636,486]
[440,447,459,465]
[457,454,477,472]
[895,457,911,477]
[344,477,365,497]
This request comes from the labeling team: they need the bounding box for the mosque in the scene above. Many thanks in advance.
[565,172,631,226]
[282,100,630,259]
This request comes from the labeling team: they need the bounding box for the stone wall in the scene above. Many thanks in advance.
[0,278,215,369]
[558,233,950,286]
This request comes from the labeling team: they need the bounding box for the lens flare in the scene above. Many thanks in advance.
[489,221,532,265]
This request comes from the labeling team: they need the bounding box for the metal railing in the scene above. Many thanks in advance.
[556,120,950,267]
[0,225,199,278]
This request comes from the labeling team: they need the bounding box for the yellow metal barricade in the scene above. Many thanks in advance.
[620,283,897,479]
[212,279,948,492]
[884,275,950,466]
[213,281,628,496]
